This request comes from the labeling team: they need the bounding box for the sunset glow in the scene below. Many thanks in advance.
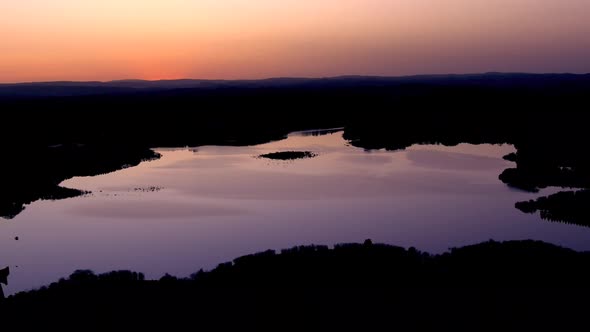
[1,0,589,82]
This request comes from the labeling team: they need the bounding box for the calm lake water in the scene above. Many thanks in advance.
[2,129,589,295]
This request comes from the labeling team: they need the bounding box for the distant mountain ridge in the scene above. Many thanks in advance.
[2,73,589,98]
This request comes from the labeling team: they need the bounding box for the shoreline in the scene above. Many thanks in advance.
[4,238,590,329]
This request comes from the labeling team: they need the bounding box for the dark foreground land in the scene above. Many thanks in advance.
[2,240,590,331]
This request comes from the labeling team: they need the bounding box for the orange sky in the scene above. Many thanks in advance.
[1,0,589,82]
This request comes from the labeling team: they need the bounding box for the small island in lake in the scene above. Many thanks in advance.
[258,151,317,160]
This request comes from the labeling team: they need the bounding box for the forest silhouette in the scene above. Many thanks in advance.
[2,74,589,223]
[3,240,590,330]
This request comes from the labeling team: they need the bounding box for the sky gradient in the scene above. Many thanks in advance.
[1,0,589,82]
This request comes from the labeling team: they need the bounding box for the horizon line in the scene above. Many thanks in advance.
[2,72,589,86]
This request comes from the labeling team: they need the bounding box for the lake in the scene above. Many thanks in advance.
[1,129,589,295]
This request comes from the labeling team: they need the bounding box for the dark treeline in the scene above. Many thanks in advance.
[3,239,590,330]
[2,73,590,221]
[516,190,590,226]
[4,73,590,147]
